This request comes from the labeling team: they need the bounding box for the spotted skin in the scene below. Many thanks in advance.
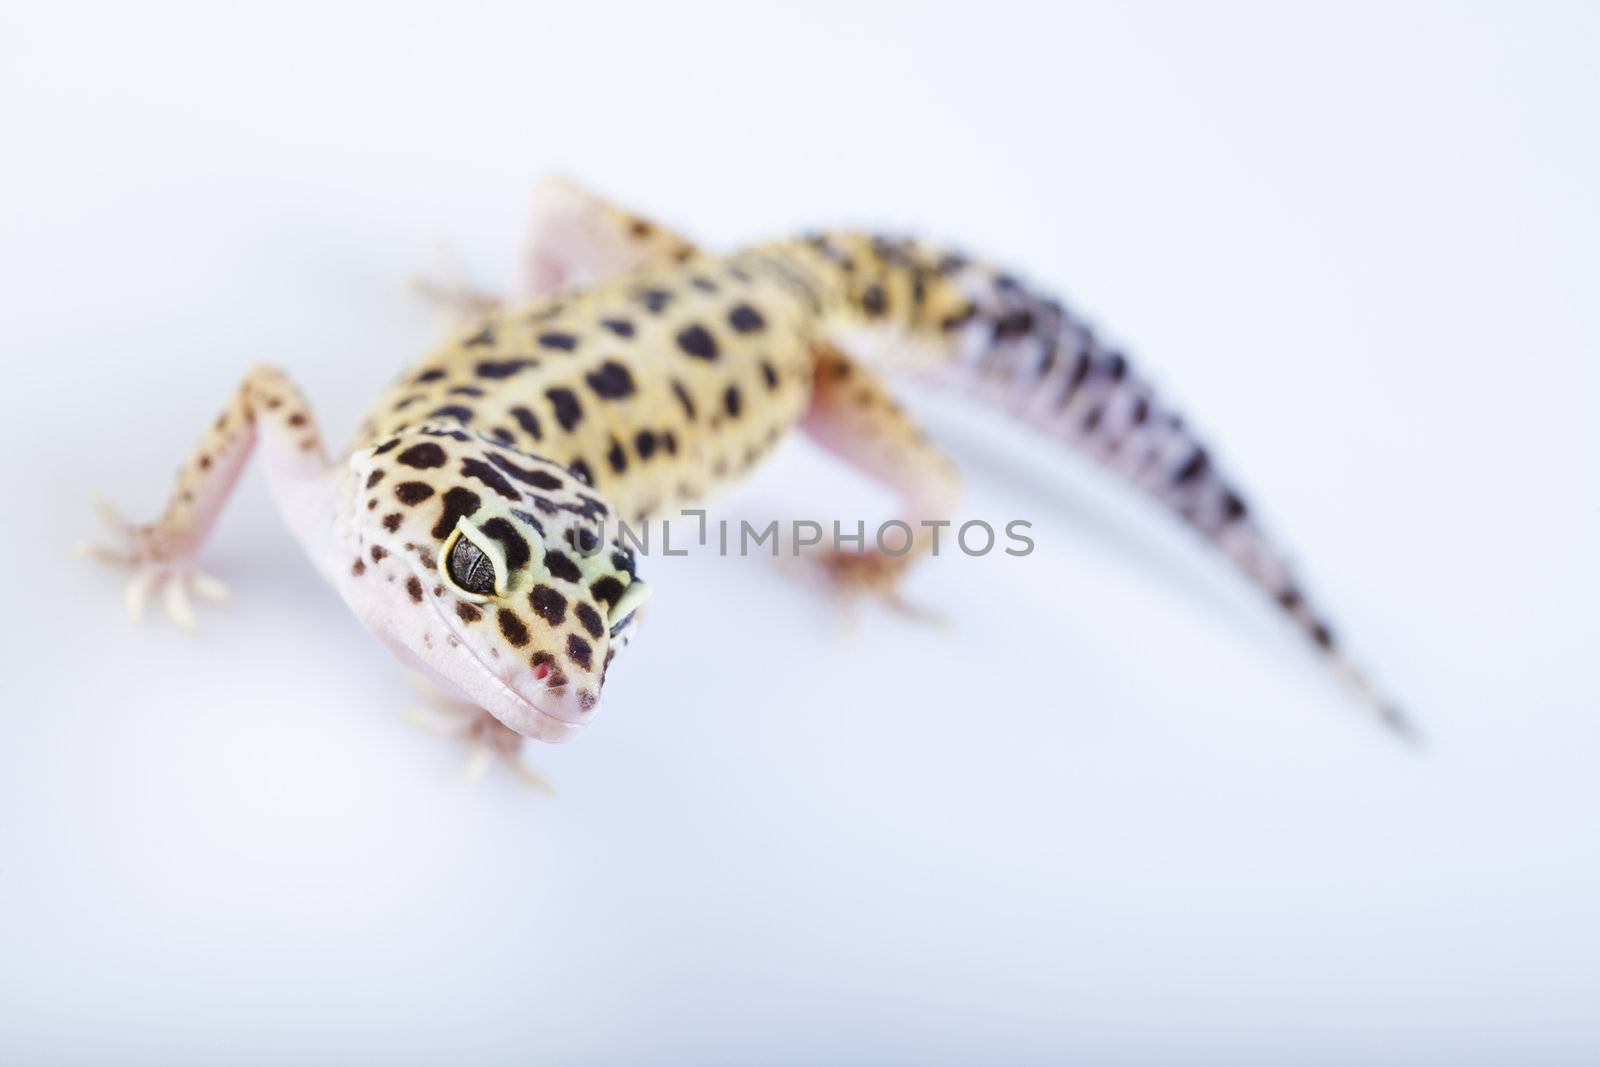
[84,178,1410,760]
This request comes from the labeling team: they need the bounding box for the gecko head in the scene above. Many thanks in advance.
[338,425,649,742]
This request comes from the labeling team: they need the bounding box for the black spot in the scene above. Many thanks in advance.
[940,305,975,332]
[538,331,578,351]
[498,609,530,647]
[607,437,628,473]
[639,288,673,313]
[480,516,531,570]
[414,368,447,383]
[601,318,635,338]
[397,443,447,469]
[476,359,530,379]
[585,360,637,399]
[611,550,636,576]
[1277,587,1303,612]
[395,481,435,505]
[1061,350,1091,403]
[1172,448,1210,485]
[428,405,474,424]
[510,405,542,441]
[489,427,514,445]
[566,525,600,555]
[591,576,624,606]
[569,459,594,486]
[574,602,604,640]
[760,361,779,389]
[529,584,567,625]
[449,385,484,397]
[1221,492,1248,522]
[366,470,385,489]
[661,430,678,455]
[460,457,519,500]
[509,508,546,536]
[1107,352,1128,381]
[628,430,652,460]
[456,602,482,623]
[463,325,494,347]
[1130,396,1150,425]
[723,385,742,418]
[727,303,765,333]
[382,513,402,533]
[373,438,401,455]
[1310,621,1335,650]
[566,633,593,670]
[405,576,424,603]
[487,452,564,490]
[676,324,718,360]
[546,387,583,431]
[544,549,582,583]
[690,275,719,293]
[671,380,697,420]
[370,545,388,562]
[992,309,1031,341]
[861,284,887,317]
[351,558,365,576]
[431,487,481,539]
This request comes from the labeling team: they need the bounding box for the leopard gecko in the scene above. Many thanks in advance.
[82,177,1412,770]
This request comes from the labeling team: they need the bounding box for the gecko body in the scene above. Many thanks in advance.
[85,179,1408,760]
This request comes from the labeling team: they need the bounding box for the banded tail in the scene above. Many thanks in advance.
[766,231,1415,741]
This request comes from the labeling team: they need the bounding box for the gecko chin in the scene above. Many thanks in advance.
[335,423,650,742]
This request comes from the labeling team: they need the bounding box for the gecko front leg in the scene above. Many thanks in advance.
[801,344,962,614]
[80,365,335,629]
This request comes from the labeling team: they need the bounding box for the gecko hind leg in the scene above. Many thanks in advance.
[797,344,963,626]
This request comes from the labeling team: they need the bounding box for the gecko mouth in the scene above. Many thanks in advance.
[412,576,595,743]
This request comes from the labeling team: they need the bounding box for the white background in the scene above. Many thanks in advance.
[2,2,1597,1063]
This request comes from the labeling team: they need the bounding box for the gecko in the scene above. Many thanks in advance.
[82,177,1412,771]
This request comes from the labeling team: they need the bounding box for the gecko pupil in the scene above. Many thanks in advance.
[448,537,497,596]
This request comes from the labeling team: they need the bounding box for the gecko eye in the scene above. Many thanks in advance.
[448,538,496,596]
[607,579,650,634]
[439,522,504,601]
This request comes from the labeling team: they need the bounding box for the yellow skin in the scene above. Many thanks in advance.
[83,178,1410,769]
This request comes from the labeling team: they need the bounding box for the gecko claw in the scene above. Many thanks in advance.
[125,569,158,623]
[84,492,226,631]
[402,675,554,791]
[162,580,198,632]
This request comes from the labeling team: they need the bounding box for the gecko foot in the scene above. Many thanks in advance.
[76,494,230,632]
[780,549,950,633]
[402,675,555,792]
[408,239,502,327]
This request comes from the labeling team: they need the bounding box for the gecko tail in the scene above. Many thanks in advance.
[788,231,1413,742]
